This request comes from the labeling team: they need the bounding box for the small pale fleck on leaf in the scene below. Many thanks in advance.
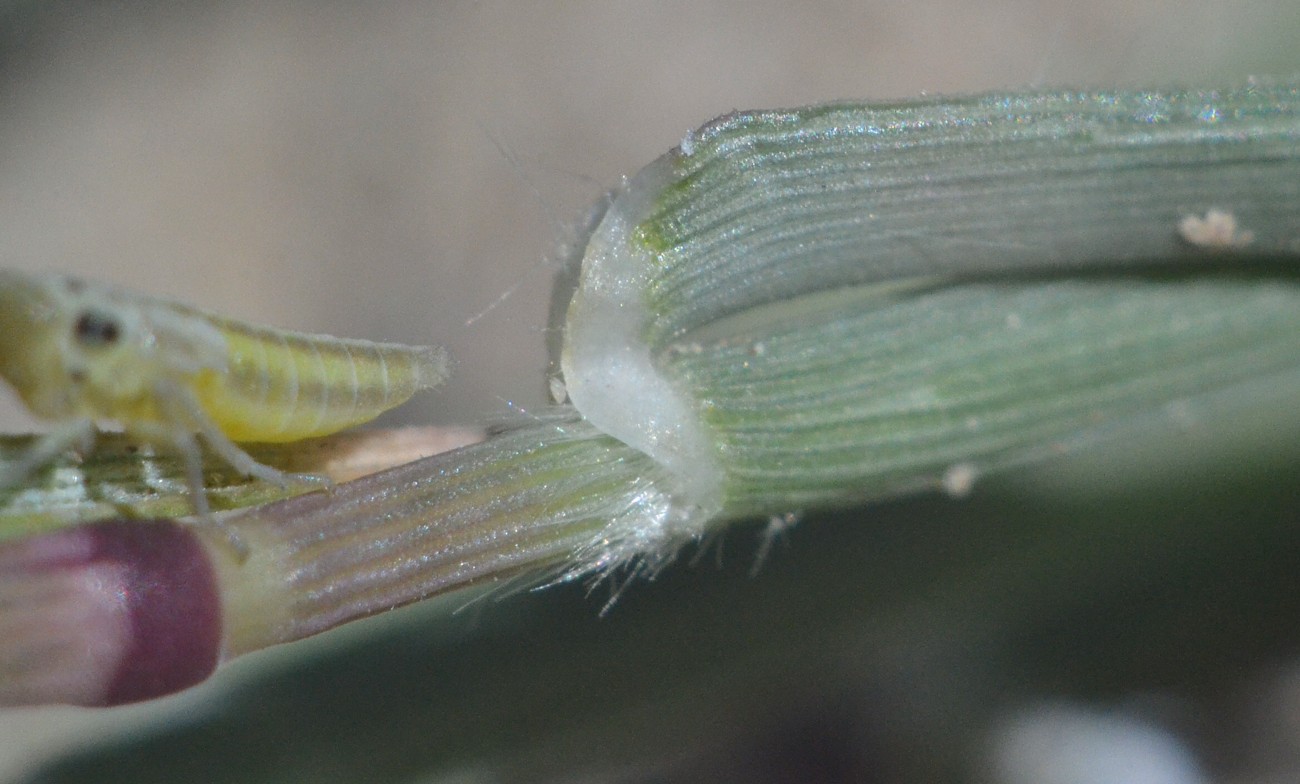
[1178,209,1254,250]
[943,462,979,498]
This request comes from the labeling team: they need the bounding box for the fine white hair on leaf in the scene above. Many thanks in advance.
[751,511,801,577]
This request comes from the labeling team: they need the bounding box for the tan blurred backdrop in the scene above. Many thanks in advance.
[0,0,1296,778]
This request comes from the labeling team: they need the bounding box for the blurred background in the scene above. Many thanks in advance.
[0,1,1298,781]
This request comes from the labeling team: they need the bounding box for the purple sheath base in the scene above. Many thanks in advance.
[85,520,223,705]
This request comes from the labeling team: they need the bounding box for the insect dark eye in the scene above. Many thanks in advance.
[73,310,121,347]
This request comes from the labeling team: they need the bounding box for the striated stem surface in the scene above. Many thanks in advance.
[213,409,672,655]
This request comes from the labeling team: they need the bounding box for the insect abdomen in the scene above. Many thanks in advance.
[193,320,449,443]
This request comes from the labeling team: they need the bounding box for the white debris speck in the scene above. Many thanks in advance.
[1178,209,1254,250]
[942,462,978,498]
[548,375,569,404]
[679,128,696,157]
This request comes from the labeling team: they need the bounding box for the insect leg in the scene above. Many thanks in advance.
[0,419,97,489]
[155,378,331,491]
[161,425,251,560]
[170,429,212,519]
